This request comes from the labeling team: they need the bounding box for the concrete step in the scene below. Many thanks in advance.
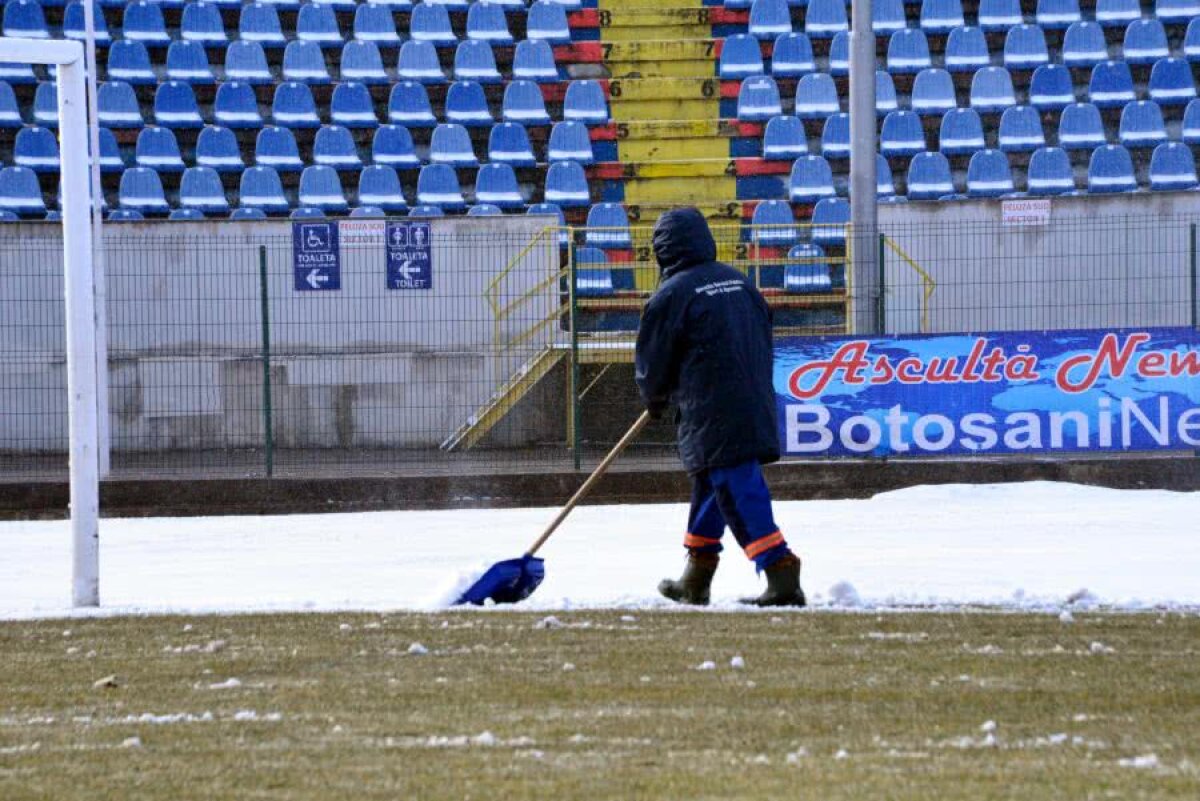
[605,76,722,102]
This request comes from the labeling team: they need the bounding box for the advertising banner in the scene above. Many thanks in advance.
[775,329,1200,457]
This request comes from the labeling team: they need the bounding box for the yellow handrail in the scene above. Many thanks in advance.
[882,235,937,333]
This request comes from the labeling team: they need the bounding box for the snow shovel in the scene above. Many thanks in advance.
[454,411,652,606]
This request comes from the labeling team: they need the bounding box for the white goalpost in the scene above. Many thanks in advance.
[0,38,100,606]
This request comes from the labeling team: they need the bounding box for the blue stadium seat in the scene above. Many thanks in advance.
[564,80,609,123]
[107,40,155,85]
[135,126,184,172]
[290,207,327,219]
[14,127,57,172]
[763,115,806,159]
[313,125,363,170]
[154,82,204,129]
[118,167,169,214]
[475,163,524,208]
[468,203,504,216]
[998,105,1044,152]
[0,166,45,216]
[0,60,34,86]
[1149,142,1198,190]
[389,81,436,126]
[181,2,226,47]
[945,26,990,73]
[966,149,1014,197]
[749,0,792,40]
[1088,144,1138,192]
[488,122,536,167]
[821,112,850,158]
[585,203,632,248]
[299,165,349,213]
[527,0,570,44]
[795,73,839,118]
[283,41,332,84]
[887,29,932,74]
[876,154,896,197]
[805,0,848,39]
[512,39,559,83]
[272,82,322,128]
[430,123,478,167]
[355,2,401,46]
[195,126,244,173]
[168,208,206,221]
[828,31,849,77]
[1029,64,1075,110]
[416,163,465,209]
[1184,98,1200,142]
[64,2,111,46]
[351,205,386,217]
[1026,146,1075,194]
[1119,100,1168,147]
[1149,58,1196,106]
[772,33,815,77]
[239,2,286,48]
[912,68,957,115]
[1004,24,1049,69]
[0,82,19,128]
[781,244,833,294]
[1057,102,1106,149]
[397,41,446,84]
[1095,0,1139,28]
[99,81,143,128]
[877,71,899,115]
[906,151,955,199]
[920,0,964,35]
[445,80,493,126]
[527,202,567,242]
[467,1,512,45]
[971,67,1016,113]
[107,210,145,223]
[978,0,1022,31]
[238,166,290,213]
[1035,0,1080,29]
[811,197,850,246]
[255,126,303,171]
[1188,19,1200,62]
[4,0,48,38]
[881,111,926,156]
[123,0,169,46]
[409,204,445,218]
[98,128,124,173]
[32,82,57,127]
[357,164,407,211]
[372,124,421,168]
[367,0,413,9]
[789,155,836,203]
[230,207,268,220]
[503,80,551,125]
[574,247,614,297]
[1157,0,1200,25]
[738,76,783,121]
[331,82,379,128]
[214,81,263,129]
[178,167,229,214]
[548,121,594,164]
[455,41,501,84]
[296,3,342,47]
[224,40,274,84]
[939,108,985,155]
[313,0,359,12]
[1062,22,1108,68]
[874,0,907,35]
[543,161,590,207]
[750,200,798,246]
[166,41,215,85]
[1124,20,1169,66]
[720,34,765,79]
[411,2,457,46]
[341,40,388,84]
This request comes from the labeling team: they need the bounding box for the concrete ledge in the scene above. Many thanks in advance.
[2,456,1196,520]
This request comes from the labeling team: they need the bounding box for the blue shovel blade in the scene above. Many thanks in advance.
[454,555,545,606]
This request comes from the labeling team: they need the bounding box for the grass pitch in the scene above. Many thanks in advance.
[2,610,1198,800]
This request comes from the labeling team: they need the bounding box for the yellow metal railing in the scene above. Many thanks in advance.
[882,235,937,333]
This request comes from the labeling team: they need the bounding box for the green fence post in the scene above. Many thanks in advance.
[258,245,274,478]
[877,233,886,335]
[569,233,581,471]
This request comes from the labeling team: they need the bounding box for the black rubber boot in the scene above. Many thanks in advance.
[658,552,719,606]
[740,553,806,608]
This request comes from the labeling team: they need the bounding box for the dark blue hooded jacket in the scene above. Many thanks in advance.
[634,207,781,474]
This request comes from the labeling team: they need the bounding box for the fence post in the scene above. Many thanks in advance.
[569,232,581,471]
[877,233,887,335]
[258,245,274,478]
[1191,223,1197,331]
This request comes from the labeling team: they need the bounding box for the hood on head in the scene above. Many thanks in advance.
[652,207,717,276]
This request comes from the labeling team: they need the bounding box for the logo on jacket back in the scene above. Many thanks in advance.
[694,279,744,297]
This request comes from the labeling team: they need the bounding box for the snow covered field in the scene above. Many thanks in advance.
[2,481,1198,619]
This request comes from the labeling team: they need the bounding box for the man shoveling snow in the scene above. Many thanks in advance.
[635,207,807,608]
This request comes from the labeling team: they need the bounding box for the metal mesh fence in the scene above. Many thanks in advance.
[0,212,1196,481]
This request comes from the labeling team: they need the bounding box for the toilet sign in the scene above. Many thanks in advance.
[386,221,432,290]
[292,221,341,291]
